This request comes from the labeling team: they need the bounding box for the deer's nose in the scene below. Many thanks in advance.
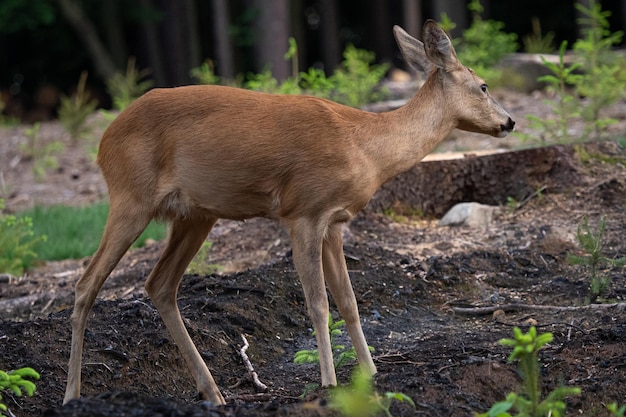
[501,117,515,133]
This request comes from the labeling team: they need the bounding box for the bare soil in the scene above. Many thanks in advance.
[1,91,625,417]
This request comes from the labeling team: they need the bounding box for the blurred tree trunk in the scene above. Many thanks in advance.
[56,0,118,81]
[211,0,235,78]
[251,0,290,80]
[432,0,467,37]
[138,0,167,86]
[319,0,340,72]
[369,0,392,63]
[100,0,127,69]
[162,0,201,85]
[402,0,421,37]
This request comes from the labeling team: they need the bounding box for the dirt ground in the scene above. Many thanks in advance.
[1,91,625,417]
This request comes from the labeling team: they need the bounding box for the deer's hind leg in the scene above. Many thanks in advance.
[65,203,153,404]
[143,214,225,404]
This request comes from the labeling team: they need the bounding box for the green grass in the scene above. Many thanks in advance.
[20,202,167,261]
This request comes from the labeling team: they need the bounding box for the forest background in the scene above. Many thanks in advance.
[2,0,626,122]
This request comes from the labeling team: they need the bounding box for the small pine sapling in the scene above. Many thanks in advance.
[294,314,374,370]
[567,215,626,302]
[0,367,40,417]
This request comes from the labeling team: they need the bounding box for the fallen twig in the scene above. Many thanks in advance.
[450,302,626,315]
[229,334,268,391]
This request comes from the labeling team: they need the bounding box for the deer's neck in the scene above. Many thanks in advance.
[361,73,455,186]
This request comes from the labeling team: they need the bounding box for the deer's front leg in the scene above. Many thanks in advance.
[323,223,376,377]
[288,218,337,387]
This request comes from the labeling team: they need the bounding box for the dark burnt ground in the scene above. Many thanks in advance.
[1,142,625,417]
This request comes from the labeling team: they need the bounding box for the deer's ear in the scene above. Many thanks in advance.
[421,19,460,71]
[393,25,433,79]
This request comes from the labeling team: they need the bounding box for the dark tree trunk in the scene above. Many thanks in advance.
[100,0,127,69]
[402,0,422,38]
[56,0,119,81]
[139,0,167,86]
[251,0,290,81]
[319,0,340,72]
[431,0,467,38]
[211,0,235,78]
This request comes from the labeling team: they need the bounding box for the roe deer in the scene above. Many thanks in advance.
[64,20,514,405]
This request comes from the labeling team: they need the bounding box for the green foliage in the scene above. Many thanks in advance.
[330,44,389,107]
[0,199,46,275]
[516,41,583,144]
[294,315,374,370]
[523,17,555,54]
[0,97,18,127]
[19,122,63,182]
[453,0,518,82]
[438,12,457,34]
[201,38,388,107]
[572,0,626,138]
[106,57,153,111]
[20,202,167,261]
[299,67,335,97]
[521,1,626,144]
[58,71,98,143]
[0,367,40,417]
[284,37,299,79]
[477,327,580,417]
[186,240,220,275]
[0,0,54,33]
[566,215,626,302]
[607,402,626,417]
[190,60,220,85]
[329,368,415,417]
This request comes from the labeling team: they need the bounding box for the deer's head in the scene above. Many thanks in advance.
[394,20,515,138]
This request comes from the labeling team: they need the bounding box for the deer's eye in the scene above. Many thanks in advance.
[480,84,488,93]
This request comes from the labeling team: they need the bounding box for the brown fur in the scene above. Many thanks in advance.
[64,20,514,405]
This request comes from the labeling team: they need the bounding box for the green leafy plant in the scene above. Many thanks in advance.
[0,199,46,275]
[58,71,98,143]
[190,60,220,85]
[300,67,335,98]
[572,0,626,138]
[0,96,18,127]
[294,315,374,370]
[0,367,40,417]
[329,368,415,417]
[330,44,389,107]
[607,402,626,417]
[241,40,387,106]
[516,41,583,144]
[478,327,580,417]
[566,215,626,302]
[453,0,518,83]
[106,57,153,111]
[19,122,63,182]
[523,17,555,54]
[186,240,220,275]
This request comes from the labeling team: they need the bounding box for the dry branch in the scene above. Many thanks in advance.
[450,302,626,315]
[230,334,268,392]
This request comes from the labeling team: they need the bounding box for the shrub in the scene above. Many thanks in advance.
[58,71,98,143]
[453,0,518,83]
[106,57,153,111]
[0,199,46,275]
[572,0,626,138]
[0,367,40,417]
[566,215,626,302]
[19,122,63,182]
